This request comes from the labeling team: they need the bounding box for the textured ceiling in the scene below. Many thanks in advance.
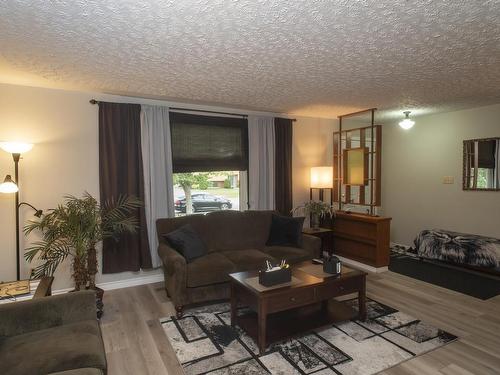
[1,0,500,119]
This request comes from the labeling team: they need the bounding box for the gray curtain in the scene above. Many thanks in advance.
[141,105,175,268]
[248,115,275,210]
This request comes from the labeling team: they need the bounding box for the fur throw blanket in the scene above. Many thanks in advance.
[414,229,500,268]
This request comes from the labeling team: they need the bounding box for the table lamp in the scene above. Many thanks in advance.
[310,166,333,201]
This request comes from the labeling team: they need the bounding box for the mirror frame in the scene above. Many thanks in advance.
[462,137,500,191]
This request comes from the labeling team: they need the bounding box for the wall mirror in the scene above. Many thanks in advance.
[463,137,500,191]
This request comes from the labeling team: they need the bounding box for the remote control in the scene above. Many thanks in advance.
[312,258,323,264]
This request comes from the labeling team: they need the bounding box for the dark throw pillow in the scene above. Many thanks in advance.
[164,224,207,263]
[266,214,305,248]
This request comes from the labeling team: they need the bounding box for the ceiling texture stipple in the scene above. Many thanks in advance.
[1,0,500,119]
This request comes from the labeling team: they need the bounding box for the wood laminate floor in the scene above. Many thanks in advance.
[100,271,500,375]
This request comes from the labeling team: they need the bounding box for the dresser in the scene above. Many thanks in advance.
[331,211,391,267]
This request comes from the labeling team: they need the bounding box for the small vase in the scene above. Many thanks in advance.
[310,213,320,230]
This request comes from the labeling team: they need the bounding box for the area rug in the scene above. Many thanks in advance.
[160,299,457,375]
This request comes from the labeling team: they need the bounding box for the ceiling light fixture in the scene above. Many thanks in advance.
[399,111,415,130]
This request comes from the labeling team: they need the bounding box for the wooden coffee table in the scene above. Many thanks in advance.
[229,261,367,353]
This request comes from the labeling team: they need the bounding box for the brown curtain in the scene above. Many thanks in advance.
[274,118,293,215]
[99,102,152,273]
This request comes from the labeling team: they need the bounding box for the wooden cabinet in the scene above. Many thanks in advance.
[332,211,391,267]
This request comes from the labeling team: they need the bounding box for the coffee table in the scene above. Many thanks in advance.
[229,261,367,353]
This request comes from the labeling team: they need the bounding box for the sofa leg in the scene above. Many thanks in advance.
[175,305,184,319]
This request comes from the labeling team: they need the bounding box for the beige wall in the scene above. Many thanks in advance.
[0,83,166,289]
[381,103,500,246]
[292,116,337,212]
[0,82,337,289]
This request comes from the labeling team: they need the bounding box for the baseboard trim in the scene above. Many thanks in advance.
[51,273,164,294]
[337,255,388,273]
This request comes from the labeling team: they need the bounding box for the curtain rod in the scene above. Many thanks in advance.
[89,99,296,121]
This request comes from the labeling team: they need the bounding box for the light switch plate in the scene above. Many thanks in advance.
[443,176,454,184]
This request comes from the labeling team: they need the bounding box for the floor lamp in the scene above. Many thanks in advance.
[0,142,34,280]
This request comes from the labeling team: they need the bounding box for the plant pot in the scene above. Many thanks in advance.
[70,286,104,319]
[93,287,104,319]
[86,286,104,319]
[310,213,320,230]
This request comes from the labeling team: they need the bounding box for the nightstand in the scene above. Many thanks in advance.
[302,227,334,256]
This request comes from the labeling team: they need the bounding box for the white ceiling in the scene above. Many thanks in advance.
[1,0,500,119]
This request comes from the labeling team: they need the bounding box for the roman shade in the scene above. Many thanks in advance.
[478,140,496,169]
[169,112,249,172]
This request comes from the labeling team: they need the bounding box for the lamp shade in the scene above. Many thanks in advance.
[310,166,333,188]
[0,141,33,154]
[0,175,19,193]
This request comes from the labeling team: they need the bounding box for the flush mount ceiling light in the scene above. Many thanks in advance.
[399,111,415,130]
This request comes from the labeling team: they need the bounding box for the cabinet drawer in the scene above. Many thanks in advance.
[267,288,315,313]
[316,278,361,300]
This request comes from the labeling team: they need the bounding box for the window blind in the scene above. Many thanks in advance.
[478,140,496,169]
[170,112,249,173]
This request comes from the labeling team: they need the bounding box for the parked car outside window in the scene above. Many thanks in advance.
[174,193,232,213]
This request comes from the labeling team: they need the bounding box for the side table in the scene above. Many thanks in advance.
[302,227,334,256]
[0,276,53,304]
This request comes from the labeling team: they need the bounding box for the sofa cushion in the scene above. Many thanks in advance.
[157,214,212,249]
[164,224,208,263]
[205,211,274,251]
[266,215,305,248]
[187,252,237,288]
[262,246,314,264]
[221,249,275,272]
[0,320,106,375]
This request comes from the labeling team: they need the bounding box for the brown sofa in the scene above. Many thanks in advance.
[0,291,107,375]
[156,210,321,317]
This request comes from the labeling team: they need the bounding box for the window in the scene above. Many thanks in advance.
[173,171,247,216]
[170,112,249,216]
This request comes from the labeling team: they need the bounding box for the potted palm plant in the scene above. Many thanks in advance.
[292,200,336,230]
[24,192,141,315]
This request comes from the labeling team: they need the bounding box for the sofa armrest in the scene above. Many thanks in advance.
[158,243,187,306]
[0,290,96,338]
[158,243,187,275]
[302,234,321,258]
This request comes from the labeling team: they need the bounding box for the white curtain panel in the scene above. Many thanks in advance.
[248,115,275,210]
[140,105,175,268]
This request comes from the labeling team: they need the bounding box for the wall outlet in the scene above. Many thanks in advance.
[443,176,454,184]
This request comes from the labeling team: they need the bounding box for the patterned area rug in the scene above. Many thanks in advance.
[160,299,457,375]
